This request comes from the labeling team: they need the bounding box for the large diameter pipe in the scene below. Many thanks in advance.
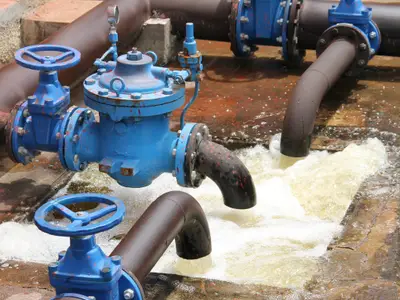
[195,140,256,209]
[111,191,211,283]
[150,0,231,41]
[0,0,150,113]
[280,39,357,157]
[298,0,400,57]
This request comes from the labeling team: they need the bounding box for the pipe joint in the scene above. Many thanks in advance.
[327,0,381,64]
[316,23,374,75]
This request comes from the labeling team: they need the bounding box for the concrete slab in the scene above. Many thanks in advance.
[0,1,22,25]
[135,18,180,66]
[21,0,102,46]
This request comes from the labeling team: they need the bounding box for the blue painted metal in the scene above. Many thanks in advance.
[35,193,143,300]
[94,5,120,70]
[178,23,203,128]
[174,122,197,186]
[15,44,81,71]
[52,293,92,300]
[9,45,80,164]
[35,193,125,236]
[328,0,381,58]
[232,0,287,57]
[9,9,204,188]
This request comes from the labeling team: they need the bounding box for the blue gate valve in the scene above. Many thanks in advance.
[327,0,381,59]
[6,5,209,190]
[6,44,80,164]
[35,193,144,300]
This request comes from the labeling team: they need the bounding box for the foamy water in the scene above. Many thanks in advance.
[0,136,388,288]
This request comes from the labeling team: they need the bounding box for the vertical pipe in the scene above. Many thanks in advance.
[280,39,357,157]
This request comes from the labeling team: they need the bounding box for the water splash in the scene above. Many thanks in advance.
[0,136,388,288]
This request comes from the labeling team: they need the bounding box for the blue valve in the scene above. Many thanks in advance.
[34,194,143,300]
[34,193,125,237]
[15,44,81,71]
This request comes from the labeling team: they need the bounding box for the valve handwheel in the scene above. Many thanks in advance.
[15,44,81,71]
[34,193,125,237]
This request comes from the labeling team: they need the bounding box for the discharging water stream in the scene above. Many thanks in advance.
[0,135,388,288]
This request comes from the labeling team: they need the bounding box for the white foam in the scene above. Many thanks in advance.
[0,136,388,288]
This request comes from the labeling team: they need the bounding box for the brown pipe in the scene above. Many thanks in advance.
[0,0,150,113]
[151,0,231,41]
[280,39,357,157]
[298,0,400,57]
[111,191,212,283]
[195,140,256,210]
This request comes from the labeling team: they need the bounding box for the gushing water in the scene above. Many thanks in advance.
[0,136,388,288]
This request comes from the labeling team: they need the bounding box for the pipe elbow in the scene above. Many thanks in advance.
[195,140,256,210]
[110,191,211,283]
[166,191,212,259]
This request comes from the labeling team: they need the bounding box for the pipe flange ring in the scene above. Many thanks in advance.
[62,108,95,172]
[286,0,305,67]
[5,100,27,163]
[184,123,210,187]
[229,0,254,57]
[316,24,370,75]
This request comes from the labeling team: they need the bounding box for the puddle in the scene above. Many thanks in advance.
[0,136,388,288]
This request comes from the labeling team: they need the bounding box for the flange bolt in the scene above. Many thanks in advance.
[111,255,121,266]
[100,267,113,281]
[48,262,59,273]
[369,32,377,39]
[58,250,66,260]
[123,289,135,300]
[162,88,173,95]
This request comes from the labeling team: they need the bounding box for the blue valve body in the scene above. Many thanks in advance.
[8,23,203,188]
[328,0,381,58]
[34,193,143,300]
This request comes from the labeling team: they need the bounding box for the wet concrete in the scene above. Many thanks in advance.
[0,39,399,299]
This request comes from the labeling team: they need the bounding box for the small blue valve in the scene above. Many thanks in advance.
[34,194,143,300]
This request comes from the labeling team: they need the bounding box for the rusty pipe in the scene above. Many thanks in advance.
[110,191,211,283]
[0,0,150,113]
[195,140,256,209]
[280,38,357,157]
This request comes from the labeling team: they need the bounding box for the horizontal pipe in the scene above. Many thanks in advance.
[0,0,150,113]
[298,0,400,57]
[150,0,231,41]
[280,38,357,157]
[110,191,211,283]
[153,0,400,57]
[195,140,256,209]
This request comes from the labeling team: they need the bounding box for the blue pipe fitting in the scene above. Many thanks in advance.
[7,8,204,189]
[232,0,286,56]
[229,0,304,64]
[328,0,381,59]
[35,193,144,300]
